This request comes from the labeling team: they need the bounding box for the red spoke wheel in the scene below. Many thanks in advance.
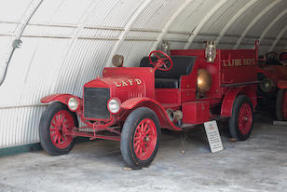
[120,107,160,169]
[238,104,253,135]
[229,95,254,141]
[39,102,78,155]
[276,89,287,121]
[50,110,74,149]
[133,119,157,160]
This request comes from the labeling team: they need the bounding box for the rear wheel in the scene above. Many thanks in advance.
[276,89,287,121]
[120,107,160,169]
[229,95,254,141]
[39,102,78,155]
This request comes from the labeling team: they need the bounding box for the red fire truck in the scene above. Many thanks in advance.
[257,51,287,120]
[39,43,258,169]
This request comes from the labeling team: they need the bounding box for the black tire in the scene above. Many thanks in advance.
[120,107,160,169]
[229,95,254,141]
[39,102,78,155]
[276,89,287,121]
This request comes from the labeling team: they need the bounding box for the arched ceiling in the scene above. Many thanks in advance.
[0,0,287,148]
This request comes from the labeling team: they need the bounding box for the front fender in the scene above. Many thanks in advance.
[121,97,181,131]
[221,86,257,117]
[41,94,82,106]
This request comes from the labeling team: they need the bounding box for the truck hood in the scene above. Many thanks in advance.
[84,67,155,100]
[84,76,143,89]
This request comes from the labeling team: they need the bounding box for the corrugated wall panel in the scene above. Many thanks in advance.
[0,106,45,149]
[226,0,271,36]
[265,15,287,38]
[0,0,287,148]
[117,41,154,67]
[59,40,116,95]
[168,0,220,32]
[0,0,34,22]
[200,0,244,34]
[85,0,145,27]
[169,41,187,50]
[247,0,287,36]
[30,0,93,25]
[0,37,12,68]
[1,37,71,107]
[126,31,159,41]
[131,0,185,30]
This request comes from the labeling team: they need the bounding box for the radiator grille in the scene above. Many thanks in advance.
[84,87,110,119]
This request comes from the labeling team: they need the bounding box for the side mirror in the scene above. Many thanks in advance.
[112,55,124,67]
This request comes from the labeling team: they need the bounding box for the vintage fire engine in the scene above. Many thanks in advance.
[257,51,287,120]
[39,42,258,169]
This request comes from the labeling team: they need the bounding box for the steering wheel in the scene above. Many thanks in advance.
[148,50,173,71]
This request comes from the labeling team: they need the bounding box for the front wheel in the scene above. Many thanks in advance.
[39,102,78,155]
[120,107,160,169]
[229,95,254,141]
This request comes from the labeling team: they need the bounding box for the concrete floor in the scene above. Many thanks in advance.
[0,115,286,192]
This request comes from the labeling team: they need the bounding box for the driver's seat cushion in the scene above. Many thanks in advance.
[140,56,196,88]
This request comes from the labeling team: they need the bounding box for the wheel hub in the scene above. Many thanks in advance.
[144,137,150,142]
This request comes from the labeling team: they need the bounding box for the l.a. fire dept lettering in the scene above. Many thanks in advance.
[113,79,142,87]
[223,58,255,67]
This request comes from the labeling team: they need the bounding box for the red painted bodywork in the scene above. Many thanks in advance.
[256,52,287,117]
[257,65,287,87]
[41,94,82,105]
[257,50,287,90]
[171,49,258,118]
[41,47,258,141]
[278,81,287,89]
[220,86,257,117]
[182,101,210,124]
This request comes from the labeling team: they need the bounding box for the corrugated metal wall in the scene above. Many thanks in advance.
[0,0,287,148]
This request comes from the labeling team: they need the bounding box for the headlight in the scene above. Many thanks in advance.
[197,69,212,93]
[68,97,79,111]
[260,78,274,93]
[108,98,121,114]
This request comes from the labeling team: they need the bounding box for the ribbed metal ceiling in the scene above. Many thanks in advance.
[0,0,287,148]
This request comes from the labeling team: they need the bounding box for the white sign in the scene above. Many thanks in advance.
[204,121,224,153]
